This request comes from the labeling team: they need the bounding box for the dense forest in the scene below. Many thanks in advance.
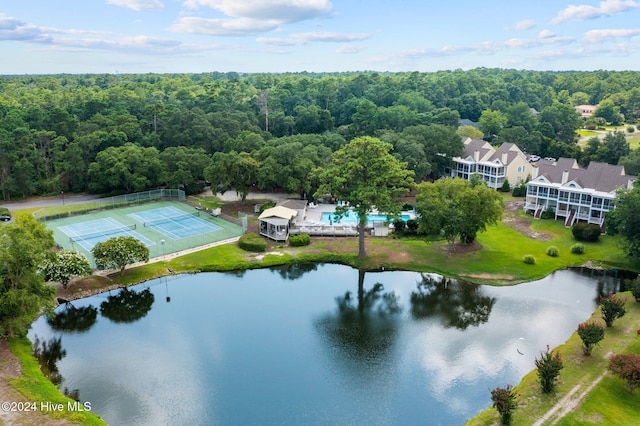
[1,69,640,201]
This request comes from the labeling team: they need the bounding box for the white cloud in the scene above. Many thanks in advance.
[169,17,280,36]
[583,28,640,42]
[507,19,536,31]
[552,0,640,24]
[336,45,364,54]
[257,31,369,45]
[0,14,51,42]
[182,0,332,23]
[106,0,165,11]
[538,29,555,39]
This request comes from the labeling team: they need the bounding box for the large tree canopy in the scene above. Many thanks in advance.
[92,236,150,275]
[315,136,414,258]
[415,177,503,246]
[0,215,56,336]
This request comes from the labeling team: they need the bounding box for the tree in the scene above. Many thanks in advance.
[315,136,414,258]
[609,353,640,393]
[577,322,605,356]
[611,185,640,259]
[537,103,582,144]
[618,149,640,177]
[456,125,484,140]
[535,345,564,393]
[478,109,507,138]
[206,151,259,203]
[490,385,519,425]
[0,214,56,336]
[414,177,503,246]
[41,250,92,288]
[600,293,626,327]
[91,236,150,276]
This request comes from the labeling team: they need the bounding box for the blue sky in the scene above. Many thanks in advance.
[2,0,640,74]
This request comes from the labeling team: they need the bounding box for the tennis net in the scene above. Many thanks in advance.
[69,224,137,243]
[143,211,200,227]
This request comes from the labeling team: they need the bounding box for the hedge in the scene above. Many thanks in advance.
[238,233,267,252]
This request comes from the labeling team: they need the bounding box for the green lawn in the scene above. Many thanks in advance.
[627,136,640,150]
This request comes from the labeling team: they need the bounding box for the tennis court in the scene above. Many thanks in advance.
[128,206,222,240]
[45,201,244,267]
[59,218,155,251]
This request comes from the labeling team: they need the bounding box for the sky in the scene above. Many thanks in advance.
[1,0,640,74]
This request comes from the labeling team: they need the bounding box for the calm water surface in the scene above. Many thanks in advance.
[28,265,628,425]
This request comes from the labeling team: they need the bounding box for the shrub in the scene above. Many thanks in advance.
[289,233,311,247]
[523,255,536,264]
[572,222,601,242]
[402,202,414,211]
[258,202,276,213]
[0,207,9,216]
[535,345,564,393]
[570,243,585,254]
[600,293,626,327]
[540,207,555,220]
[546,246,559,257]
[490,385,519,425]
[577,322,605,356]
[406,219,419,234]
[500,178,511,193]
[511,183,527,197]
[609,354,640,394]
[238,233,267,252]
[628,278,640,302]
[627,125,636,133]
[392,218,406,233]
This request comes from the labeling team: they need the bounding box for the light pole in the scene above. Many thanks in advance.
[161,239,165,258]
[61,190,64,205]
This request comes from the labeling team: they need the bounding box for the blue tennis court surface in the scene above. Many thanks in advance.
[128,206,221,240]
[59,218,155,251]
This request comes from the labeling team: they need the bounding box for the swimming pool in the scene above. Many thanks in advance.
[320,210,411,224]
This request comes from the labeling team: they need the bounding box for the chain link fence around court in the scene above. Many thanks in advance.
[33,189,186,223]
[45,199,246,268]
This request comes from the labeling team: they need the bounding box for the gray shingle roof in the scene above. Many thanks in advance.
[535,158,635,193]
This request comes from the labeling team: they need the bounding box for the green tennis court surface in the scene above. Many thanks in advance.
[46,201,243,267]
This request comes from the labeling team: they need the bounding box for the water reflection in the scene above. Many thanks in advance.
[271,263,318,280]
[47,303,98,333]
[316,270,402,365]
[99,287,154,323]
[410,273,496,330]
[32,335,80,400]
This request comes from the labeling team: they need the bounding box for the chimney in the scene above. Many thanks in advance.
[474,150,479,162]
[531,166,538,179]
[561,170,569,184]
[501,152,508,164]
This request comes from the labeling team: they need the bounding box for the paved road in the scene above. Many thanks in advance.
[0,193,103,211]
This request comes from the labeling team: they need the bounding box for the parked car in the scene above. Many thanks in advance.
[528,155,540,162]
[544,157,556,162]
[0,214,11,222]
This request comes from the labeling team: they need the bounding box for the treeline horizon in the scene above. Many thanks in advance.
[1,68,639,201]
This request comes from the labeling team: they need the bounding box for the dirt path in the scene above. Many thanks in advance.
[532,373,606,426]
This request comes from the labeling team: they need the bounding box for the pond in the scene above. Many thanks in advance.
[28,265,632,425]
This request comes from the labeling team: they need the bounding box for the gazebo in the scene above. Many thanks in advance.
[258,206,298,241]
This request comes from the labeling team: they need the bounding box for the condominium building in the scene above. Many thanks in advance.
[524,158,636,228]
[450,138,532,189]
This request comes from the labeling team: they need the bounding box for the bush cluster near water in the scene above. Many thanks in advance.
[238,233,267,252]
[289,234,311,247]
[572,222,601,242]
